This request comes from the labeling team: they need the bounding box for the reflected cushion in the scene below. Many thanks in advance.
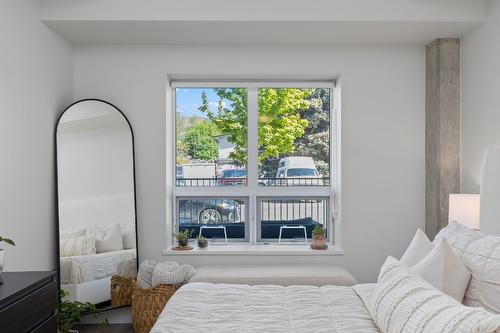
[88,224,123,253]
[60,233,96,257]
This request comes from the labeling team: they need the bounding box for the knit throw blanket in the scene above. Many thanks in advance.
[152,262,196,287]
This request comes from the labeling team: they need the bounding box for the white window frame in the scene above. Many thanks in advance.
[169,80,340,248]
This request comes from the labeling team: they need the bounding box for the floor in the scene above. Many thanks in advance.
[74,324,133,333]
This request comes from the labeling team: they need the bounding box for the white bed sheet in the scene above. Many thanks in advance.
[60,248,136,284]
[151,282,380,333]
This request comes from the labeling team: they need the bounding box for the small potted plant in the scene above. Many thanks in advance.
[0,236,15,276]
[311,225,328,250]
[174,229,193,247]
[197,236,208,249]
[58,289,107,333]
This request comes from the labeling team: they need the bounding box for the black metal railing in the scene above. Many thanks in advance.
[259,198,329,239]
[259,177,330,187]
[176,177,329,187]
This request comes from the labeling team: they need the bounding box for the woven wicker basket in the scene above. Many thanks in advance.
[111,275,136,308]
[132,284,178,333]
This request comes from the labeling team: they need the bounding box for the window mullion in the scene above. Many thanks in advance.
[247,88,259,243]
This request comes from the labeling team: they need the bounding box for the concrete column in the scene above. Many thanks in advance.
[425,38,461,239]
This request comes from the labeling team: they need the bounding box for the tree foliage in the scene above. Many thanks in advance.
[203,88,312,164]
[183,121,220,161]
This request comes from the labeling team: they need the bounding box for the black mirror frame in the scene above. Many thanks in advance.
[54,98,139,311]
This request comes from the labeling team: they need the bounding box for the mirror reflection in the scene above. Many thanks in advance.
[56,100,137,307]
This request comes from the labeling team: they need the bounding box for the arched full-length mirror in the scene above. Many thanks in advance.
[56,99,138,309]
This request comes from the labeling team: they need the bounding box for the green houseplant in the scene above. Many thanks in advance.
[58,289,107,333]
[174,229,193,247]
[197,236,208,249]
[0,236,15,276]
[311,225,328,250]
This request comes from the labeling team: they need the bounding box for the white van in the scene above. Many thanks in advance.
[276,157,322,185]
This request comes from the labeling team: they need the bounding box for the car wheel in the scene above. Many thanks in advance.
[199,208,222,224]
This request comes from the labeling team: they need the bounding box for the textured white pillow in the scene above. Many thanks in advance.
[400,229,434,266]
[87,224,123,253]
[60,233,96,257]
[372,256,500,333]
[463,235,500,314]
[412,239,471,303]
[434,222,485,260]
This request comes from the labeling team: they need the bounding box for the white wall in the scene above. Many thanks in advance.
[0,0,73,270]
[73,45,425,283]
[462,0,500,194]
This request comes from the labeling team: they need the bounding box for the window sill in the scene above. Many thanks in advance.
[162,243,344,256]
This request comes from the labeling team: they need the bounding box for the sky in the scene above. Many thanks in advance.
[176,88,227,118]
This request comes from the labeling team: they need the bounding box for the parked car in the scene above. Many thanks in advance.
[178,199,243,224]
[218,169,247,186]
[178,199,245,239]
[276,157,323,185]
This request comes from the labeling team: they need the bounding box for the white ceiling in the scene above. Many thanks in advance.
[40,0,489,45]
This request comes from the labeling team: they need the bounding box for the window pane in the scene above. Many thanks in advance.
[258,88,330,187]
[177,198,247,241]
[258,198,329,241]
[176,88,247,187]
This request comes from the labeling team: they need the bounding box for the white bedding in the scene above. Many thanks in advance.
[151,282,380,333]
[60,249,136,284]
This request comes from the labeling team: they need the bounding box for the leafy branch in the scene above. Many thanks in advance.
[0,236,15,247]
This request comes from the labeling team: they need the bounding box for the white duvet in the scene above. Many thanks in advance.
[151,282,379,333]
[60,249,136,284]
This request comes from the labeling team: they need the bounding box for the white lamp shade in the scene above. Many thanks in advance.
[480,147,500,236]
[448,194,480,230]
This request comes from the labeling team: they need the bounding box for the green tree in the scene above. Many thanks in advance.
[183,121,220,161]
[204,88,312,165]
[292,88,331,177]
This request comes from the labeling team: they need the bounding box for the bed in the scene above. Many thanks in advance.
[151,283,379,333]
[150,223,500,333]
[60,248,136,303]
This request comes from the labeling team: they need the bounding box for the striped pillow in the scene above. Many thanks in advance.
[371,256,500,333]
[60,233,96,257]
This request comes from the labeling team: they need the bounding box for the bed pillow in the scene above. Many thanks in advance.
[87,224,123,253]
[434,222,485,260]
[60,227,86,240]
[400,229,434,266]
[412,239,471,303]
[371,256,500,333]
[463,235,500,314]
[60,233,96,257]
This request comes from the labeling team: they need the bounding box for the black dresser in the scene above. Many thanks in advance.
[0,271,57,333]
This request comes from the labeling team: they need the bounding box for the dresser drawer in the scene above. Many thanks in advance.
[31,314,57,333]
[0,279,57,333]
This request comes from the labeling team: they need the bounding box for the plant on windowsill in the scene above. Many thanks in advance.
[174,229,193,248]
[197,236,208,249]
[311,225,328,250]
[0,236,15,277]
[58,289,108,333]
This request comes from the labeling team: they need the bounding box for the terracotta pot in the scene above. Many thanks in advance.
[311,234,327,249]
[197,239,208,248]
[177,237,189,247]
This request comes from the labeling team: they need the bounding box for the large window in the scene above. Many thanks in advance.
[173,82,335,245]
